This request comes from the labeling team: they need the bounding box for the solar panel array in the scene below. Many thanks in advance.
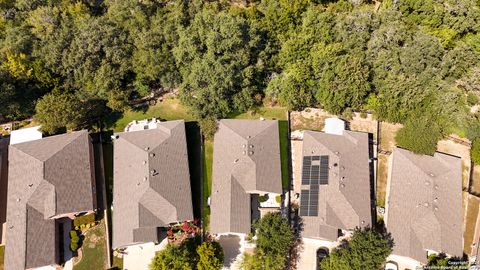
[299,185,319,216]
[302,156,329,185]
[300,155,329,217]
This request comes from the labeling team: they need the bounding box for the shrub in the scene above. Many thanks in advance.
[73,213,95,227]
[395,117,443,156]
[467,92,479,106]
[359,112,367,119]
[472,139,480,165]
[258,194,269,203]
[342,108,354,120]
[70,230,80,252]
[275,195,281,204]
[199,117,218,141]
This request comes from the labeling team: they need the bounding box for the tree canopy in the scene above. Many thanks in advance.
[0,0,479,149]
[320,227,393,270]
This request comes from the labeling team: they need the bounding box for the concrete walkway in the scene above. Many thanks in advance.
[123,240,168,270]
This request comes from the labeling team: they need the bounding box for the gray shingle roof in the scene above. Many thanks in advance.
[112,120,193,249]
[385,148,463,263]
[210,120,282,235]
[300,130,372,240]
[5,130,96,270]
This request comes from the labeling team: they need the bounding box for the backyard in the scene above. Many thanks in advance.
[464,195,479,255]
[105,97,195,132]
[73,220,108,270]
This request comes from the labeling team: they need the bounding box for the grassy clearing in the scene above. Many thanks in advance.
[0,245,4,270]
[464,195,479,255]
[379,122,402,151]
[376,155,389,207]
[73,220,108,270]
[229,107,287,120]
[105,98,195,132]
[203,140,214,230]
[291,114,326,131]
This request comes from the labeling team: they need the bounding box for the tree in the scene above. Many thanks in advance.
[34,92,85,134]
[150,243,193,270]
[199,117,218,141]
[197,241,224,270]
[241,212,294,270]
[395,117,443,156]
[320,227,392,270]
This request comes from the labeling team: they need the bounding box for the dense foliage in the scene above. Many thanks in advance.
[0,0,479,147]
[241,212,294,270]
[149,236,224,270]
[320,227,393,270]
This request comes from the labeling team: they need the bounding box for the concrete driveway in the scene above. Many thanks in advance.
[123,242,156,270]
[218,234,250,270]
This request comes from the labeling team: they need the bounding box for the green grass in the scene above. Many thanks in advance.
[73,220,108,270]
[105,98,195,132]
[203,140,214,230]
[279,121,289,189]
[112,255,123,270]
[0,245,4,270]
[229,107,287,120]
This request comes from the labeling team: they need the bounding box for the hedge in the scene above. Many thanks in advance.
[73,213,95,227]
[70,230,80,252]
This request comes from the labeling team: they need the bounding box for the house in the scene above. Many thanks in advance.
[4,130,97,270]
[0,138,8,245]
[299,128,372,241]
[385,147,463,267]
[210,119,283,236]
[112,120,193,250]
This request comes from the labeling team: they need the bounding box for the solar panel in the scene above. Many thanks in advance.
[302,155,329,186]
[320,155,329,185]
[299,187,320,217]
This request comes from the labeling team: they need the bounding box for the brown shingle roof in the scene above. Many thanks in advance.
[112,120,193,249]
[385,148,463,263]
[210,120,282,235]
[300,130,372,240]
[5,130,96,270]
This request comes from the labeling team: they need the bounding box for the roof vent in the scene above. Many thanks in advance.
[334,151,340,155]
[333,163,338,167]
[424,181,430,186]
[247,135,251,139]
[361,221,365,224]
[433,197,438,203]
[249,144,254,149]
[142,161,147,165]
[424,202,429,207]
[137,182,140,186]
[434,207,439,211]
[144,147,150,151]
[242,144,246,148]
[248,151,254,156]
[341,177,346,181]
[242,151,246,155]
[340,184,345,188]
[16,198,21,202]
[311,150,315,154]
[429,173,435,177]
[28,184,33,188]
[143,177,147,182]
[234,159,239,163]
[434,185,439,190]
[150,169,157,176]
[149,153,155,157]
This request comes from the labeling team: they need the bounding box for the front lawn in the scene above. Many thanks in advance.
[105,98,195,132]
[73,220,108,270]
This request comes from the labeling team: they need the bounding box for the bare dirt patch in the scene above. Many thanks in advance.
[464,194,479,255]
[290,108,332,131]
[473,166,480,194]
[349,113,378,139]
[379,122,402,151]
[377,154,389,207]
